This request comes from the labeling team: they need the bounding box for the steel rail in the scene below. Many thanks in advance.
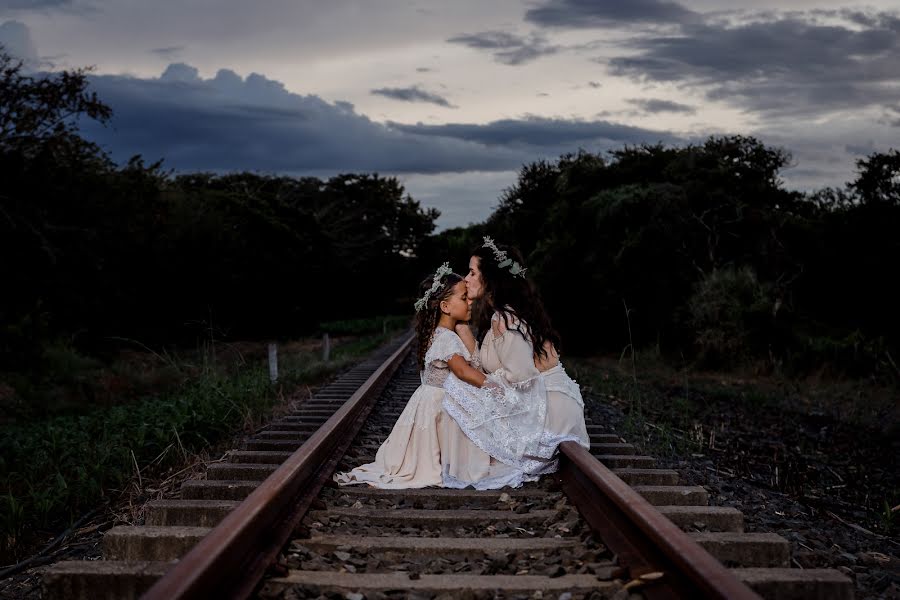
[142,332,414,600]
[559,441,762,600]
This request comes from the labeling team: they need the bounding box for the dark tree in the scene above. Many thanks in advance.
[0,48,111,158]
[850,149,900,206]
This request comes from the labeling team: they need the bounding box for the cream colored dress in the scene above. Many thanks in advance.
[334,327,520,489]
[480,312,590,455]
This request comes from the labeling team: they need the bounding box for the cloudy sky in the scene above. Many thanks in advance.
[2,0,898,229]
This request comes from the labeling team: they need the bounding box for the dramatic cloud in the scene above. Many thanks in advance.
[627,98,696,114]
[447,30,559,65]
[159,62,200,83]
[608,12,900,116]
[388,117,678,148]
[525,0,700,28]
[9,2,897,227]
[76,64,675,180]
[0,0,71,9]
[370,85,454,108]
[150,45,184,60]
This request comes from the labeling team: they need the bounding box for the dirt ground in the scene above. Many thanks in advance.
[574,356,899,599]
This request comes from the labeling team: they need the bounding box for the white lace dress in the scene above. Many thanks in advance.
[442,312,590,482]
[334,327,521,489]
[481,313,590,456]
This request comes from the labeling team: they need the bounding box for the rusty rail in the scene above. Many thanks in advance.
[142,332,415,600]
[559,441,761,600]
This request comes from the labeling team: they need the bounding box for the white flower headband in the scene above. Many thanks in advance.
[482,236,527,278]
[414,262,454,312]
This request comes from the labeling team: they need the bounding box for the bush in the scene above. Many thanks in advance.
[688,266,772,366]
[785,331,895,379]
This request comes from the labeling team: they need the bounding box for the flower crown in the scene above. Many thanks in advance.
[414,262,454,312]
[482,236,527,278]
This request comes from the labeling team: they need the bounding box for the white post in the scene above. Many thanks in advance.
[267,343,278,383]
[322,333,331,362]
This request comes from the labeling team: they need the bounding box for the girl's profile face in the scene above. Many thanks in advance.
[442,281,471,322]
[465,256,484,300]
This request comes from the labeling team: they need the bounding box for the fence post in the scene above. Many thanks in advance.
[322,333,331,362]
[268,343,278,383]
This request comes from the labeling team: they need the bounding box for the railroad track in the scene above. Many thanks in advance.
[43,332,853,599]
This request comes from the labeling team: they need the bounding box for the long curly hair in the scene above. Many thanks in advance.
[471,244,560,360]
[415,272,463,370]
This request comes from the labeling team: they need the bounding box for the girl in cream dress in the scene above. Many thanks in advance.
[334,265,529,489]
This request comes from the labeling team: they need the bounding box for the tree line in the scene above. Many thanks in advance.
[423,141,900,377]
[1,50,437,373]
[2,48,899,380]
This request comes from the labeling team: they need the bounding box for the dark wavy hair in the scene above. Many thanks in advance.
[471,244,560,360]
[414,271,464,370]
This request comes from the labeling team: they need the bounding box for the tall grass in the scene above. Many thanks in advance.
[319,314,410,335]
[0,327,406,562]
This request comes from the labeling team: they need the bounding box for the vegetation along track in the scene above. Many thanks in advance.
[43,333,853,599]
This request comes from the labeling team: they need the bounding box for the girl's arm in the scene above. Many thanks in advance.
[447,354,487,387]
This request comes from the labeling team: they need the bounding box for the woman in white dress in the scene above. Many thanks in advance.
[442,238,589,484]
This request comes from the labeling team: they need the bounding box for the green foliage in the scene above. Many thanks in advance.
[0,332,395,560]
[0,48,111,158]
[427,136,899,377]
[1,166,436,355]
[0,365,266,558]
[851,149,900,206]
[1,49,438,374]
[4,44,900,384]
[782,331,895,379]
[688,267,772,366]
[880,499,898,536]
[40,340,103,377]
[318,315,410,335]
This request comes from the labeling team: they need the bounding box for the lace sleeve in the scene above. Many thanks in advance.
[424,328,471,365]
[443,372,554,473]
[470,343,483,371]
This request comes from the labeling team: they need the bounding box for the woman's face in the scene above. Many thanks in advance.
[465,256,484,300]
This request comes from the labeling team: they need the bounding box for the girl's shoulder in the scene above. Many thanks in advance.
[433,325,461,341]
[425,326,470,363]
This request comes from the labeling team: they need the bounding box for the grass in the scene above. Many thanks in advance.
[568,350,705,458]
[319,315,410,336]
[0,323,407,562]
